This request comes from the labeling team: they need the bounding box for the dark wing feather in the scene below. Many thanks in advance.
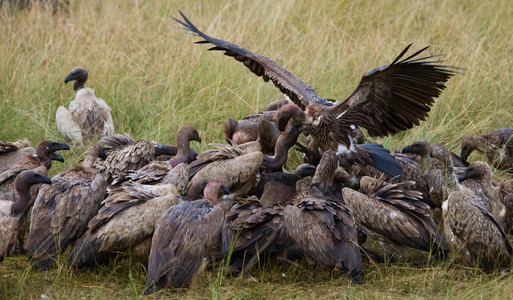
[174,11,332,110]
[328,44,460,137]
[144,200,222,293]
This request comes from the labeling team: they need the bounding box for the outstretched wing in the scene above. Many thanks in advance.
[328,44,460,137]
[174,11,334,110]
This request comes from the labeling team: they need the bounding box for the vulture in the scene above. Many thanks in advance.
[429,144,506,224]
[0,140,69,202]
[0,139,34,169]
[222,195,292,274]
[443,187,512,270]
[93,134,178,183]
[108,125,201,192]
[342,176,449,256]
[283,196,364,284]
[187,142,263,198]
[174,11,458,177]
[143,180,231,294]
[0,171,52,261]
[69,163,188,268]
[24,143,106,270]
[460,127,513,170]
[56,67,115,146]
[457,161,508,228]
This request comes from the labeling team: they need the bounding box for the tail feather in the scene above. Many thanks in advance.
[359,143,402,178]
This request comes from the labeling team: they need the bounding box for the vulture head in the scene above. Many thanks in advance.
[272,104,310,131]
[460,134,482,163]
[36,140,70,158]
[12,170,52,216]
[458,161,493,183]
[64,67,88,92]
[304,103,323,125]
[401,140,431,157]
[50,152,65,163]
[203,180,230,204]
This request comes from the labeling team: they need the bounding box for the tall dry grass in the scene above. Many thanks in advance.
[1,0,512,298]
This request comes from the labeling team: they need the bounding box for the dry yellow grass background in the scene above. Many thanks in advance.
[1,0,513,298]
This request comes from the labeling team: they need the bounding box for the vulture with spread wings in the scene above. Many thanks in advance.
[174,11,459,177]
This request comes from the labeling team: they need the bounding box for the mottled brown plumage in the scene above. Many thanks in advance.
[0,171,51,260]
[143,181,231,294]
[458,161,507,227]
[283,196,364,284]
[108,125,200,192]
[94,134,178,182]
[0,139,34,169]
[444,187,512,270]
[188,142,263,198]
[57,67,115,146]
[222,196,291,274]
[24,144,106,270]
[175,12,458,177]
[461,127,513,170]
[342,176,448,256]
[69,164,187,268]
[0,140,69,202]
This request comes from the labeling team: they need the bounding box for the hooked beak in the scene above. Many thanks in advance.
[59,142,71,151]
[401,145,413,154]
[64,74,73,84]
[38,174,53,185]
[51,152,65,163]
[458,171,468,183]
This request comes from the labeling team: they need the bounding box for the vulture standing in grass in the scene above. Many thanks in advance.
[94,134,178,183]
[56,67,115,146]
[0,140,69,202]
[174,11,458,177]
[143,180,230,294]
[0,171,52,261]
[69,163,188,268]
[438,159,512,269]
[342,176,449,256]
[460,127,513,171]
[0,139,35,169]
[24,143,106,270]
[108,125,201,192]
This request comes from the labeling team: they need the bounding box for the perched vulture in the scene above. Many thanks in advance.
[143,180,230,294]
[175,11,458,177]
[0,171,52,261]
[342,176,448,256]
[56,67,115,146]
[0,139,34,169]
[460,127,513,170]
[0,140,69,202]
[69,164,187,268]
[24,144,106,270]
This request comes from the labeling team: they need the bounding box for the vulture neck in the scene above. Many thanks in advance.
[419,153,432,175]
[73,78,86,92]
[169,134,191,168]
[11,182,34,218]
